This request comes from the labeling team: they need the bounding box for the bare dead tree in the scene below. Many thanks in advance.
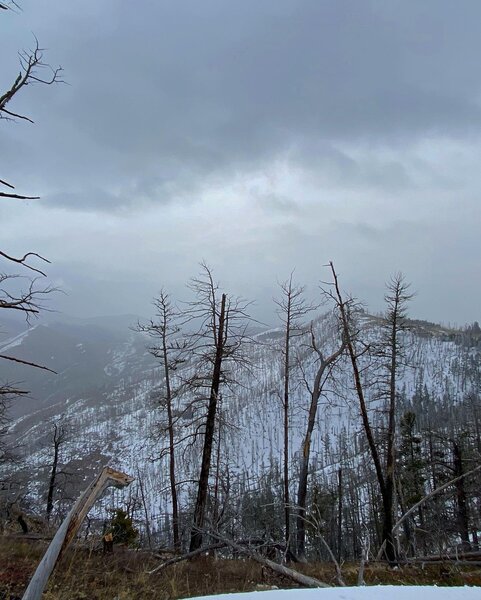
[46,420,68,521]
[0,5,61,469]
[1,8,60,315]
[0,7,61,385]
[296,319,345,560]
[0,39,63,120]
[357,533,370,585]
[326,262,409,564]
[274,273,315,551]
[136,290,191,549]
[0,271,58,399]
[1,8,62,280]
[421,431,474,552]
[0,387,15,466]
[187,263,252,552]
[376,274,413,562]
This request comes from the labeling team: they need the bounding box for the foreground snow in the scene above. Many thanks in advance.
[188,586,480,600]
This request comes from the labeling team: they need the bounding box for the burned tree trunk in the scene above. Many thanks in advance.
[137,291,186,549]
[275,274,314,552]
[452,439,471,551]
[190,293,227,552]
[296,327,344,560]
[328,264,411,565]
[46,421,67,521]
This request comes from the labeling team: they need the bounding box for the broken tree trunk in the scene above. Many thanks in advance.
[22,467,134,600]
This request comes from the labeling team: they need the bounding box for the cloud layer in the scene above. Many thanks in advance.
[1,1,480,323]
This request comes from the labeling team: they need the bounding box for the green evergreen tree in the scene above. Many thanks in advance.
[110,509,138,546]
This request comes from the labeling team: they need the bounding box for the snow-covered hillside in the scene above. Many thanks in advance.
[2,312,480,547]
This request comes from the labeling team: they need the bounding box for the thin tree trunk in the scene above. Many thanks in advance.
[212,399,223,528]
[190,293,226,552]
[330,263,406,565]
[162,320,180,549]
[452,440,471,551]
[330,263,386,498]
[283,294,291,548]
[382,295,398,564]
[137,469,152,549]
[46,441,59,521]
[296,339,344,559]
[337,467,343,564]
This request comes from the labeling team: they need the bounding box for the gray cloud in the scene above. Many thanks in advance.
[4,0,481,207]
[1,1,481,324]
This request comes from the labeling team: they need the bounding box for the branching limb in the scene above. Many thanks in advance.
[0,251,50,276]
[1,35,63,200]
[0,38,64,120]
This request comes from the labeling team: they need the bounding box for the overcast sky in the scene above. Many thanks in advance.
[1,0,480,325]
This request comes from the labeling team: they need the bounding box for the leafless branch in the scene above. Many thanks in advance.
[0,251,50,276]
[0,38,63,121]
[0,354,56,374]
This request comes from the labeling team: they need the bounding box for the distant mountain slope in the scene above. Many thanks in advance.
[0,315,155,420]
[2,312,480,540]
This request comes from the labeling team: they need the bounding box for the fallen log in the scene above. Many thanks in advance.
[396,550,481,563]
[149,543,227,574]
[207,531,331,588]
[150,533,331,588]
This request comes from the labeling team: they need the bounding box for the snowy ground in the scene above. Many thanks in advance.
[188,587,481,600]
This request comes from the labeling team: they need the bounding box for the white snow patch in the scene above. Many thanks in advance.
[187,586,480,600]
[0,326,34,352]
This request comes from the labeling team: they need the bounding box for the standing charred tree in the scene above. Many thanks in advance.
[377,274,412,562]
[0,386,15,467]
[188,264,251,551]
[136,290,187,549]
[296,321,345,560]
[451,438,471,551]
[274,274,314,551]
[46,420,68,521]
[328,263,411,564]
